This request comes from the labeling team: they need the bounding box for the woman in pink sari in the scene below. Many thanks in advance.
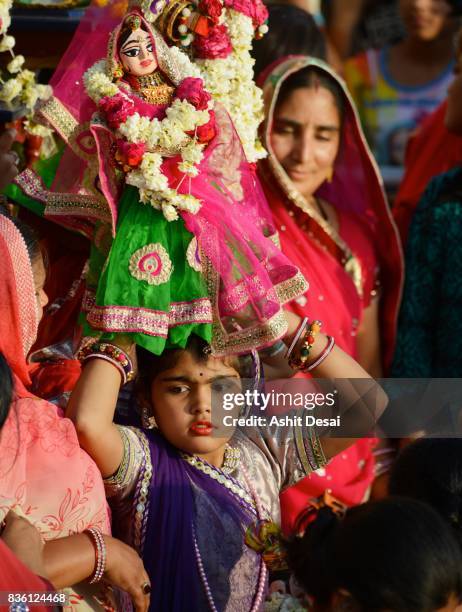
[0,212,149,611]
[257,57,404,532]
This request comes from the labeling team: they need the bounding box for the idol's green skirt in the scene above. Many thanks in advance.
[84,185,212,355]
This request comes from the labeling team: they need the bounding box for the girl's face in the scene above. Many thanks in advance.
[31,254,48,323]
[270,86,341,199]
[399,0,452,41]
[150,350,242,466]
[119,27,157,77]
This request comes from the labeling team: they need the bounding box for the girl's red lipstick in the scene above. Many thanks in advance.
[189,421,213,436]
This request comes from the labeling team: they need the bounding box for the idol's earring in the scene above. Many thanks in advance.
[326,167,334,183]
[112,62,124,80]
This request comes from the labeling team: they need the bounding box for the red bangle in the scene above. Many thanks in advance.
[303,335,335,372]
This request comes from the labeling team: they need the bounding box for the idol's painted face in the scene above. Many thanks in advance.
[150,350,242,465]
[119,28,157,77]
[399,0,452,41]
[271,86,341,199]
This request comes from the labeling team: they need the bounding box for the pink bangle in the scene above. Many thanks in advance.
[303,335,335,372]
[85,527,107,584]
[285,317,308,359]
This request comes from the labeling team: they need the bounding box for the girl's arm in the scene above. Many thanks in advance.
[264,311,388,461]
[66,357,125,478]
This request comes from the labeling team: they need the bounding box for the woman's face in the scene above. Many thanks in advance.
[445,41,462,134]
[119,27,156,77]
[31,255,48,323]
[150,350,242,465]
[399,0,452,41]
[270,85,341,199]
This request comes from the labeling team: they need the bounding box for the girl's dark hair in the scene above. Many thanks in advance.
[276,66,345,126]
[0,352,13,430]
[390,439,462,549]
[0,209,40,262]
[136,335,241,402]
[286,497,462,611]
[251,4,326,78]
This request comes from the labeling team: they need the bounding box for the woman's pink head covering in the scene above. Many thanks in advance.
[0,214,38,390]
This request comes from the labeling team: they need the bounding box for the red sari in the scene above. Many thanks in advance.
[258,57,404,533]
[393,100,462,245]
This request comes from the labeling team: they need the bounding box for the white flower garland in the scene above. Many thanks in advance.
[84,59,212,221]
[0,0,52,118]
[196,8,266,163]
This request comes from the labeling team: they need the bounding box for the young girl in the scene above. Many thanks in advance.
[66,319,385,611]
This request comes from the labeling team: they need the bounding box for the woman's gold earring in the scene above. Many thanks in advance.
[326,167,334,183]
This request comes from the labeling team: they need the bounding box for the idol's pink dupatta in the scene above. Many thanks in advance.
[0,215,110,538]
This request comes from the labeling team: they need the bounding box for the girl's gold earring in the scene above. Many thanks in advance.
[141,403,156,429]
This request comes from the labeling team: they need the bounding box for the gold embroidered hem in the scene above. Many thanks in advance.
[15,169,112,228]
[36,96,78,142]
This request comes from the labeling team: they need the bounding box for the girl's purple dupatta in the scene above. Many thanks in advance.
[140,430,258,611]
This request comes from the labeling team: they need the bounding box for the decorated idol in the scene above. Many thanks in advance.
[13,0,305,356]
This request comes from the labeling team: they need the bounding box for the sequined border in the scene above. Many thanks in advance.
[295,424,327,474]
[104,426,138,496]
[202,255,290,357]
[36,96,78,142]
[87,298,213,337]
[180,452,258,517]
[14,169,111,226]
[131,428,153,555]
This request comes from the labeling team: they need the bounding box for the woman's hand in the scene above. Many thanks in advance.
[1,511,46,577]
[104,535,151,612]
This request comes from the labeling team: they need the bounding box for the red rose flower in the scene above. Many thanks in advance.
[193,24,233,60]
[195,112,216,143]
[115,139,146,170]
[224,0,268,25]
[99,93,136,129]
[174,77,212,110]
[198,0,222,25]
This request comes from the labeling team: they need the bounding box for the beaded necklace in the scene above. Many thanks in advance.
[182,448,268,611]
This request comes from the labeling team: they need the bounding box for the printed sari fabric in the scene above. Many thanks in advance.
[0,213,111,611]
[257,57,403,532]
